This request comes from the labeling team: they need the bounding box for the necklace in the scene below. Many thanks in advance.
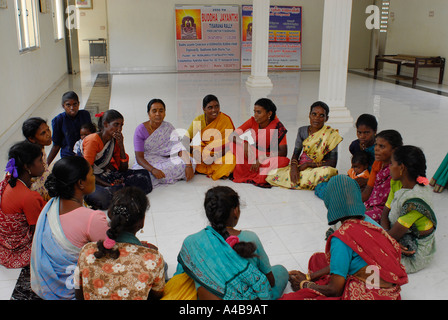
[69,197,84,206]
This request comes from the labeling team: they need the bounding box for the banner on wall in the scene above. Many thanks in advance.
[175,5,241,71]
[241,5,302,70]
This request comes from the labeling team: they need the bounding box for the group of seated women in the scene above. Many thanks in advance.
[0,91,438,300]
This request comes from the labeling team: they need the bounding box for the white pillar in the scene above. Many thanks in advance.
[319,0,353,123]
[246,0,272,88]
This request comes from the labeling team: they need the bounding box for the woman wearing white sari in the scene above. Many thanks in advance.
[30,156,109,300]
[133,99,194,187]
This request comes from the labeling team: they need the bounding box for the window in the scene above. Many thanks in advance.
[51,0,64,40]
[14,0,40,52]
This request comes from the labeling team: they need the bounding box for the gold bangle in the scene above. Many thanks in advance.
[306,273,311,281]
[299,280,309,290]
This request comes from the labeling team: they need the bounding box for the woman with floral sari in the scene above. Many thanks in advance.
[82,109,152,210]
[230,98,289,188]
[185,94,236,180]
[384,146,437,273]
[280,175,408,300]
[267,101,341,190]
[133,99,194,187]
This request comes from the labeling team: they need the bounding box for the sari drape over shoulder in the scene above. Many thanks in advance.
[388,185,437,273]
[187,112,236,180]
[281,219,408,300]
[365,162,391,222]
[267,125,342,189]
[30,198,81,300]
[231,116,289,187]
[176,226,273,300]
[133,121,193,187]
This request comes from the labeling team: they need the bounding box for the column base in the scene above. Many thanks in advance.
[246,75,273,88]
[327,106,354,124]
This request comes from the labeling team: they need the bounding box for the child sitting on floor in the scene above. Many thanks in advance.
[347,151,370,190]
[73,122,97,156]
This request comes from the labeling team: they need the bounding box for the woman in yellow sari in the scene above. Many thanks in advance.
[185,94,236,180]
[267,101,342,190]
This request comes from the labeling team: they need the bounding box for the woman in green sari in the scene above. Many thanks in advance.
[165,186,288,300]
[430,153,448,193]
[384,145,437,273]
[267,101,342,190]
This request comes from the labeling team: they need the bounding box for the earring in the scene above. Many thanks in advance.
[27,169,31,175]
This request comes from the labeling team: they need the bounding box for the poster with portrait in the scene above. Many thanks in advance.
[241,5,302,70]
[175,5,241,71]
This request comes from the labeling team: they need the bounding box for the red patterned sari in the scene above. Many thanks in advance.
[281,219,408,300]
[0,175,35,268]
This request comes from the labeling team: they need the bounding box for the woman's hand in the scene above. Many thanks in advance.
[290,164,300,185]
[289,270,307,291]
[185,166,194,181]
[399,243,416,256]
[151,168,165,179]
[113,131,125,148]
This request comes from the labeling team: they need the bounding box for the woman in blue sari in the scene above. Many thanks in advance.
[30,156,109,300]
[164,186,288,300]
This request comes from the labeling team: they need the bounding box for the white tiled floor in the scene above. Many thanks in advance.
[1,59,447,300]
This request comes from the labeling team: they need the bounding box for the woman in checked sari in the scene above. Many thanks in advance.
[133,99,194,187]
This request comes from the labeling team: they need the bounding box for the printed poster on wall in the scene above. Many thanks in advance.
[175,5,241,71]
[241,5,302,70]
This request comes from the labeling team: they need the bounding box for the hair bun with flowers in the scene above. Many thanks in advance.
[226,235,240,248]
[416,176,429,186]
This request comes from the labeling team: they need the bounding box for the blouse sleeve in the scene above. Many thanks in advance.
[86,210,109,242]
[134,123,148,153]
[82,135,101,165]
[22,191,45,226]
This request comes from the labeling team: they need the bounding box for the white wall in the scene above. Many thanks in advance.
[385,0,448,83]
[106,0,375,73]
[0,2,67,141]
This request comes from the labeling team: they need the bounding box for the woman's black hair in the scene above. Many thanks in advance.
[95,186,149,259]
[22,117,47,141]
[7,141,43,187]
[147,98,166,113]
[356,113,378,132]
[44,156,91,199]
[255,98,277,121]
[204,186,256,258]
[393,145,427,186]
[62,91,79,104]
[376,129,403,149]
[309,101,330,117]
[202,94,219,108]
[97,109,124,132]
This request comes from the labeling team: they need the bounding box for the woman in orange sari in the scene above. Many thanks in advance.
[280,175,408,300]
[185,94,236,180]
[230,98,289,188]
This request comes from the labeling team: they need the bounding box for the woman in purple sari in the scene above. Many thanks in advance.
[133,99,195,187]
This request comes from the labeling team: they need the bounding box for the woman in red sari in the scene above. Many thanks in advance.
[280,175,408,300]
[0,141,46,268]
[230,98,289,187]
